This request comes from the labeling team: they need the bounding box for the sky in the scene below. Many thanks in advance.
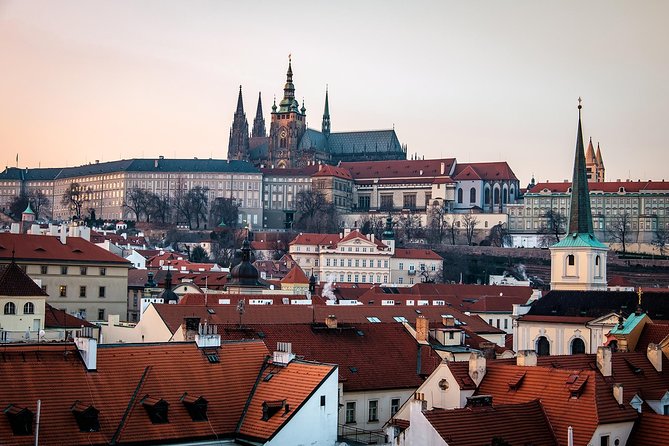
[1,0,668,186]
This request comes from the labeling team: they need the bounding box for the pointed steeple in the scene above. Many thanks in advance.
[252,92,266,137]
[227,85,249,160]
[567,98,594,235]
[585,137,596,164]
[278,55,299,113]
[322,86,331,136]
[236,85,244,114]
[595,142,604,165]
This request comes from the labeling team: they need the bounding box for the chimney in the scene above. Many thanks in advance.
[613,383,624,406]
[516,350,537,367]
[596,346,612,377]
[195,324,221,348]
[60,223,67,244]
[10,223,19,234]
[325,315,338,329]
[440,162,445,175]
[647,343,663,372]
[468,351,486,387]
[154,159,159,168]
[273,342,295,365]
[415,315,429,343]
[75,327,97,371]
[442,314,455,327]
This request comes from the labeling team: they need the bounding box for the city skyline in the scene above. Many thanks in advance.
[1,0,668,185]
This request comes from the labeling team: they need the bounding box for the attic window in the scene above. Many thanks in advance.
[72,248,83,253]
[141,395,170,424]
[568,376,588,398]
[34,247,45,252]
[349,366,358,373]
[508,372,526,390]
[71,401,100,432]
[206,308,215,314]
[4,405,33,435]
[262,399,287,421]
[624,359,644,375]
[181,393,208,421]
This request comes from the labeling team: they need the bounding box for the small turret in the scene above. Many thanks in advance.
[322,86,331,137]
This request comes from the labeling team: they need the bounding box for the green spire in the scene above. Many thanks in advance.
[22,203,34,215]
[568,98,594,235]
[322,85,331,136]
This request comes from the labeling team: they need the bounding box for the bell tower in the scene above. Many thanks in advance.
[227,86,249,161]
[550,99,608,291]
[268,55,307,168]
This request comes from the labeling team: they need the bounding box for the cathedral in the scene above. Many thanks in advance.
[227,57,407,168]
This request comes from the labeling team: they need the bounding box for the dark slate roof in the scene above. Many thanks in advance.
[0,262,47,297]
[523,290,669,321]
[298,128,328,152]
[328,129,403,154]
[0,159,260,181]
[248,137,270,161]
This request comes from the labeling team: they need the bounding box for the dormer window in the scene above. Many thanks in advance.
[4,405,33,435]
[141,396,169,424]
[181,393,208,421]
[71,401,100,432]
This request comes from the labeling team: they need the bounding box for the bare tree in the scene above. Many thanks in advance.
[295,189,338,233]
[147,192,171,224]
[652,227,669,256]
[539,210,567,244]
[396,210,423,243]
[210,229,246,267]
[8,193,29,221]
[123,187,149,221]
[61,182,88,219]
[29,190,50,220]
[608,213,633,254]
[427,203,448,244]
[360,214,386,240]
[210,197,239,229]
[462,213,479,246]
[446,214,458,245]
[488,223,511,247]
[188,186,209,229]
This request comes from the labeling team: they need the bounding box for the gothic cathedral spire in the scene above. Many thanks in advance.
[227,85,250,160]
[567,100,594,235]
[252,92,266,137]
[322,86,331,137]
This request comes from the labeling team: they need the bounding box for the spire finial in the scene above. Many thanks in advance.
[578,97,582,109]
[637,286,643,306]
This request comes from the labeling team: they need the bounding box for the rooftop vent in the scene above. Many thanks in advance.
[141,395,169,424]
[71,401,100,432]
[262,399,288,421]
[3,405,33,436]
[180,393,208,421]
[465,395,493,408]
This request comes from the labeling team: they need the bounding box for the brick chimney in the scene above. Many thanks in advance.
[647,343,663,372]
[596,346,612,377]
[442,314,455,327]
[415,315,429,343]
[325,315,338,329]
[516,350,537,367]
[468,351,486,387]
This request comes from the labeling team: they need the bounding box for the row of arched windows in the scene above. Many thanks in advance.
[456,185,517,206]
[536,336,586,356]
[3,302,35,315]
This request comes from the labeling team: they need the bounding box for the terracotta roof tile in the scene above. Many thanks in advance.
[453,162,518,181]
[280,265,309,284]
[636,323,669,353]
[393,248,442,260]
[424,400,557,446]
[529,180,669,194]
[0,262,46,296]
[0,233,130,265]
[288,233,340,246]
[44,304,94,328]
[628,412,669,446]
[340,158,456,180]
[311,164,353,180]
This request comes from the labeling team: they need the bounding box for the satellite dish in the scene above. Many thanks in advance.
[39,329,45,338]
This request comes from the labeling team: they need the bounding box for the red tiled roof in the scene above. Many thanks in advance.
[424,400,557,446]
[0,233,130,265]
[44,304,94,328]
[341,158,456,180]
[393,248,442,260]
[636,323,669,353]
[281,265,309,284]
[608,275,634,287]
[289,233,340,246]
[477,363,638,446]
[0,262,47,296]
[311,164,353,180]
[238,360,336,442]
[529,180,669,194]
[453,162,518,181]
[628,412,669,446]
[218,323,440,392]
[518,314,595,324]
[338,229,388,248]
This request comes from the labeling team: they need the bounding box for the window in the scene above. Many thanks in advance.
[40,265,48,274]
[80,267,87,275]
[23,302,34,315]
[61,266,68,275]
[59,285,67,297]
[98,309,105,321]
[41,285,47,294]
[79,286,87,298]
[568,255,575,266]
[403,193,416,209]
[457,188,463,204]
[600,435,610,446]
[320,395,326,407]
[358,195,370,209]
[345,402,356,424]
[100,267,106,276]
[571,338,586,354]
[380,194,393,210]
[470,188,477,203]
[368,400,379,422]
[391,398,400,416]
[399,262,404,270]
[4,302,16,315]
[99,287,106,298]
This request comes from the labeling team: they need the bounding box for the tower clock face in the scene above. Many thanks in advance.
[279,128,287,138]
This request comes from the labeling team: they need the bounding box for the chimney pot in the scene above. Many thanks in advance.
[516,350,537,367]
[647,343,663,372]
[597,346,612,377]
[415,315,429,343]
[325,315,338,329]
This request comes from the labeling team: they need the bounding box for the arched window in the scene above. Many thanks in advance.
[493,188,500,205]
[502,188,508,204]
[510,186,515,198]
[484,188,491,204]
[23,302,34,315]
[279,137,287,148]
[457,188,463,204]
[571,338,586,355]
[568,255,575,266]
[595,255,602,277]
[4,302,16,315]
[469,188,476,203]
[536,336,550,356]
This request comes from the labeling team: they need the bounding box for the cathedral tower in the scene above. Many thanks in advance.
[322,86,331,137]
[227,86,250,160]
[268,56,307,168]
[252,92,266,138]
[550,99,608,291]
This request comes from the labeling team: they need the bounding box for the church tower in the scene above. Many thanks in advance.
[268,56,307,168]
[595,142,605,182]
[550,99,608,291]
[252,92,266,138]
[227,86,250,160]
[322,86,331,137]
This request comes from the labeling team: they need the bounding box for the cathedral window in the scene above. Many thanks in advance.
[470,188,477,203]
[457,188,463,204]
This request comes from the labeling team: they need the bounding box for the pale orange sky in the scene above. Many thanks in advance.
[1,0,668,185]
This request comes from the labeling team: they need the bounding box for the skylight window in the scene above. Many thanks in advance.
[366,316,381,323]
[393,316,408,323]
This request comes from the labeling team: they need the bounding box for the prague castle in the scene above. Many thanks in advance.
[227,57,407,168]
